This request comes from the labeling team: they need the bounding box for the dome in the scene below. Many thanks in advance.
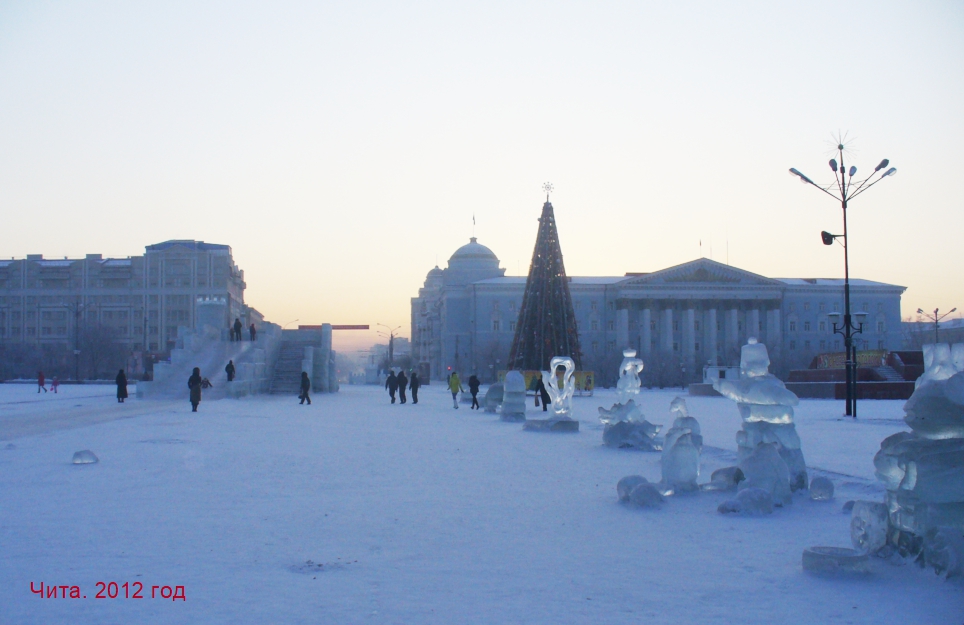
[449,237,499,264]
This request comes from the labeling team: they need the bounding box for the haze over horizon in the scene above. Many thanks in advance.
[2,1,961,354]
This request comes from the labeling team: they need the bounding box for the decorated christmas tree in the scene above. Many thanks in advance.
[507,196,582,370]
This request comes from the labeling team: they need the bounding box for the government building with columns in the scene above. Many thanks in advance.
[411,238,906,383]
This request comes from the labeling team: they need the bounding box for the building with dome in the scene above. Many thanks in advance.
[411,238,906,384]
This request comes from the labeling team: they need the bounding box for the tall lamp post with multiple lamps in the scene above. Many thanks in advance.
[917,307,957,345]
[790,143,896,419]
[377,323,401,371]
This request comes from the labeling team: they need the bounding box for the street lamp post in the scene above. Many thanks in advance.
[376,323,401,370]
[790,143,896,419]
[917,307,957,344]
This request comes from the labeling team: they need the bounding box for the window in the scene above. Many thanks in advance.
[819,303,826,312]
[789,321,797,332]
[592,341,599,353]
[674,321,680,332]
[492,320,500,332]
[608,321,614,331]
[591,301,597,311]
[819,321,826,332]
[878,340,885,349]
[591,320,599,331]
[695,342,701,351]
[862,303,869,312]
[789,304,795,312]
[738,322,743,331]
[650,321,656,332]
[833,303,840,312]
[789,340,796,350]
[607,341,615,351]
[717,322,723,332]
[877,321,885,333]
[804,340,811,350]
[492,301,500,310]
[608,302,614,311]
[694,321,700,331]
[819,340,826,350]
[509,322,516,332]
[834,340,840,350]
[673,342,679,351]
[877,303,883,312]
[509,302,516,312]
[804,321,811,332]
[803,303,811,312]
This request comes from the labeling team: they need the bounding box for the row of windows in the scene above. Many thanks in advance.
[788,320,886,333]
[788,302,884,313]
[788,339,885,351]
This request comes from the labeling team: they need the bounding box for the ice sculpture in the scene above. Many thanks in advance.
[500,372,527,422]
[599,351,661,450]
[809,477,834,501]
[739,442,792,506]
[715,338,808,492]
[863,344,964,572]
[616,475,663,507]
[544,356,576,419]
[484,383,503,413]
[801,547,869,575]
[718,488,773,516]
[660,399,701,492]
[701,466,744,492]
[616,349,644,405]
[72,450,99,464]
[923,526,964,578]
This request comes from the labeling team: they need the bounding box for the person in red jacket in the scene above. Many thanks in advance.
[37,371,47,393]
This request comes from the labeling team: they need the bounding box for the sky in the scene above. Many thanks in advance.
[1,1,962,354]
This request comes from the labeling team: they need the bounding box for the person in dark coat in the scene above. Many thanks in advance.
[37,371,47,393]
[233,318,243,341]
[225,360,236,382]
[385,371,398,404]
[249,324,257,341]
[468,374,481,409]
[300,371,311,405]
[188,367,202,412]
[116,369,128,403]
[535,374,551,412]
[397,371,408,404]
[409,372,420,404]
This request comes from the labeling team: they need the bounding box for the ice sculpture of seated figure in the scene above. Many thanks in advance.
[544,356,576,419]
[714,338,799,424]
[660,397,702,491]
[501,371,527,421]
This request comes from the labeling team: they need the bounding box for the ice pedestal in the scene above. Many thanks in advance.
[809,477,835,501]
[602,418,662,450]
[72,450,99,464]
[718,488,773,516]
[802,547,869,575]
[501,372,527,422]
[715,338,807,494]
[867,344,964,572]
[738,442,792,506]
[616,475,664,508]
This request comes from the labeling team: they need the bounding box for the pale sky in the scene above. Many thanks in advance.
[1,1,962,354]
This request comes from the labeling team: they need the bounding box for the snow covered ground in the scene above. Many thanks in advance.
[0,383,960,624]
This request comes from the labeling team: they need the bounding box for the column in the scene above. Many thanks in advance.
[682,308,696,362]
[661,307,674,353]
[726,307,739,353]
[749,309,761,342]
[640,308,652,357]
[768,308,782,355]
[616,308,629,351]
[706,308,718,365]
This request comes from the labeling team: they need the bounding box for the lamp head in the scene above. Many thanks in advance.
[917,308,924,315]
[829,159,838,172]
[875,159,890,172]
[951,308,958,314]
[855,311,869,322]
[789,168,812,184]
[821,231,835,246]
[848,166,857,177]
[883,167,897,177]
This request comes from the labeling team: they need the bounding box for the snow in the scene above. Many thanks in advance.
[0,384,960,623]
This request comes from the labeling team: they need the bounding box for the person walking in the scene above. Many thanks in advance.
[535,373,551,412]
[448,371,465,409]
[249,324,257,342]
[225,360,236,382]
[299,371,311,405]
[397,370,408,404]
[468,374,481,410]
[409,372,420,404]
[188,367,203,412]
[233,318,243,342]
[37,371,47,393]
[50,376,60,393]
[385,371,398,404]
[116,369,128,403]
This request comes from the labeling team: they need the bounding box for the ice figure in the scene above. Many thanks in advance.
[660,400,701,492]
[738,442,791,506]
[866,343,964,570]
[500,372,527,422]
[714,338,808,492]
[599,352,662,450]
[72,450,99,464]
[701,466,744,492]
[484,383,503,413]
[923,526,964,578]
[718,488,773,516]
[615,349,644,405]
[543,356,575,419]
[616,475,663,507]
[809,477,834,501]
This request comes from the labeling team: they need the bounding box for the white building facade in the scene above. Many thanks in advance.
[412,238,906,382]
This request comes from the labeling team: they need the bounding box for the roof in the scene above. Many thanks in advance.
[101,259,132,267]
[449,238,499,263]
[36,260,74,268]
[776,278,905,289]
[472,276,624,286]
[146,240,230,252]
